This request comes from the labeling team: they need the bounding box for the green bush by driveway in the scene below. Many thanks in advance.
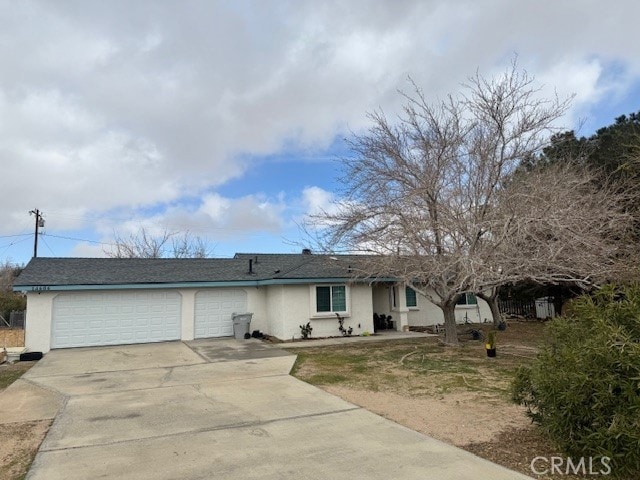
[512,285,640,479]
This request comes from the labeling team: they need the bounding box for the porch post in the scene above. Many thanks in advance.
[395,283,409,331]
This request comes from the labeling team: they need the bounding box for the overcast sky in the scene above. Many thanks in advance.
[2,0,640,264]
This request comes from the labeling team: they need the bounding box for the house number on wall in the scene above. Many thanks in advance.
[32,286,51,291]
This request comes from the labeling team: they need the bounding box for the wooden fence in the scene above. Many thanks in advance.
[0,310,25,329]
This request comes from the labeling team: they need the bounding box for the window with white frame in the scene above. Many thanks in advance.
[315,285,347,313]
[405,286,417,308]
[456,292,478,306]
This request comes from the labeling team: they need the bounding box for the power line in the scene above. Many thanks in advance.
[40,233,113,246]
[0,233,32,239]
[39,234,56,256]
[0,236,32,257]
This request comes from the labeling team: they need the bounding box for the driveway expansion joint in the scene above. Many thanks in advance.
[183,341,213,363]
[38,406,362,453]
[20,376,70,397]
[25,362,208,379]
[30,371,297,398]
[160,366,174,383]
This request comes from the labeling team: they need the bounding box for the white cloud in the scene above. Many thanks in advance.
[302,186,335,217]
[199,194,232,222]
[535,59,606,129]
[2,0,640,243]
[194,193,286,234]
[70,242,109,258]
[91,192,287,245]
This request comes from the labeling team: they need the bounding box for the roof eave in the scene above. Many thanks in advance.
[13,276,399,292]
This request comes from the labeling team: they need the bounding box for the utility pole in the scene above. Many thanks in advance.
[29,209,45,258]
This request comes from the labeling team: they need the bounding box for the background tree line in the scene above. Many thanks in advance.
[0,261,26,322]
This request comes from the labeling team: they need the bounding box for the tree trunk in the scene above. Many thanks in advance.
[442,302,459,346]
[487,296,503,328]
[477,289,503,328]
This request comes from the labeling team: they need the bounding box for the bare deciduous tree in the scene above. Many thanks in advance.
[105,228,211,258]
[0,260,22,291]
[475,162,635,326]
[170,232,210,259]
[0,260,26,322]
[314,62,635,345]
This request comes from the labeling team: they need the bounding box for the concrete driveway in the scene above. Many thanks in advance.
[11,340,531,480]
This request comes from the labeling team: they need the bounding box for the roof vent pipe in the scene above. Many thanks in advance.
[302,248,312,255]
[248,258,253,274]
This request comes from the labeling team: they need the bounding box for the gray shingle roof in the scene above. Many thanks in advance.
[14,253,373,287]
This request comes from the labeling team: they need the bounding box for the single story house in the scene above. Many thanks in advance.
[13,252,493,352]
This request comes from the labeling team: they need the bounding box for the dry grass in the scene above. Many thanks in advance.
[0,361,50,480]
[290,321,541,397]
[287,320,593,480]
[0,420,50,480]
[0,362,34,390]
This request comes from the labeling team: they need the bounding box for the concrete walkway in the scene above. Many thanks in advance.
[3,339,531,480]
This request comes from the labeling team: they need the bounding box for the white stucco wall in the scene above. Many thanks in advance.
[264,284,286,339]
[407,288,493,326]
[244,286,268,335]
[277,284,311,340]
[406,295,444,326]
[326,283,373,336]
[24,291,56,353]
[23,282,377,351]
[266,283,374,340]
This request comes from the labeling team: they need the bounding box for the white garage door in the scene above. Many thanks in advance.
[194,289,247,338]
[52,291,181,348]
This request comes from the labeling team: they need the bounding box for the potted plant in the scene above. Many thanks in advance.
[485,331,497,357]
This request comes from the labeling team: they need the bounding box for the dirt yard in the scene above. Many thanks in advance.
[0,361,50,480]
[287,321,588,480]
[0,328,25,348]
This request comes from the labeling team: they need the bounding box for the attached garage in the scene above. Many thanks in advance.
[14,254,377,353]
[194,289,247,338]
[52,291,182,348]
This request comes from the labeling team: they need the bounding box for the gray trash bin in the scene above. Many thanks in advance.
[232,312,253,340]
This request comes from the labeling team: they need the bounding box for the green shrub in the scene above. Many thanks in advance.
[0,291,26,320]
[511,285,640,478]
